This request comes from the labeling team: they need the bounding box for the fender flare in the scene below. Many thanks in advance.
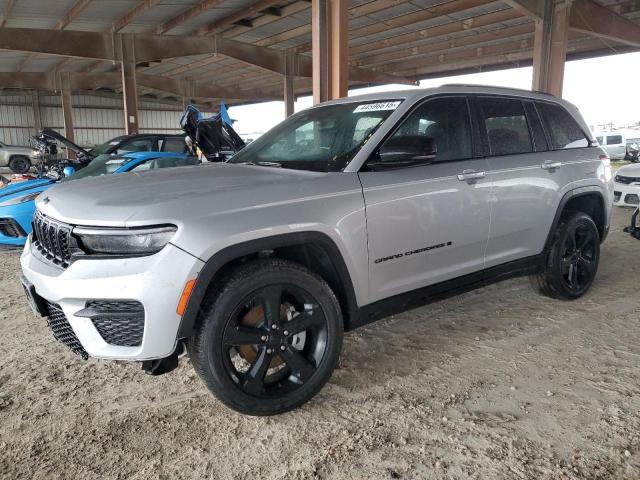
[543,186,608,252]
[176,231,360,339]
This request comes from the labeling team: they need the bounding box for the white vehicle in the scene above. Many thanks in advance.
[614,163,640,207]
[0,140,37,174]
[594,130,640,162]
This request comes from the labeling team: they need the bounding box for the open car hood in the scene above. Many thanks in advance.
[180,106,245,159]
[35,128,92,159]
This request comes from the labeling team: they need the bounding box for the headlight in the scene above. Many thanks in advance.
[0,191,41,207]
[73,225,177,255]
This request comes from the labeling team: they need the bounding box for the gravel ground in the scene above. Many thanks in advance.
[0,207,639,480]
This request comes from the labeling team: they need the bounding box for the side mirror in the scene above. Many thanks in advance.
[63,166,75,177]
[376,135,437,166]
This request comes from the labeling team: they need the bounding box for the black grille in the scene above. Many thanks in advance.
[78,300,145,347]
[615,175,640,185]
[32,211,73,267]
[614,191,622,202]
[45,301,88,359]
[0,218,26,238]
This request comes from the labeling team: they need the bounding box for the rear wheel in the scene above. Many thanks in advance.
[189,259,343,415]
[8,156,31,174]
[531,212,600,300]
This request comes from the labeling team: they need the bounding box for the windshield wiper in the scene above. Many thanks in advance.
[238,161,282,168]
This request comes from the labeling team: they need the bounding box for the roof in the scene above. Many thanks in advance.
[0,0,637,105]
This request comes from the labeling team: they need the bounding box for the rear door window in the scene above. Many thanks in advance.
[116,137,156,154]
[478,97,533,156]
[536,102,589,149]
[161,137,187,153]
[606,135,623,145]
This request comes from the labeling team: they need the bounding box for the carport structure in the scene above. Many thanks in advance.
[0,0,638,141]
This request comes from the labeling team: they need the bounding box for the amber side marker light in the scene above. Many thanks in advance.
[177,279,197,316]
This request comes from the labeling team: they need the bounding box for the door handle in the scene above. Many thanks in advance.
[457,169,486,183]
[541,160,562,171]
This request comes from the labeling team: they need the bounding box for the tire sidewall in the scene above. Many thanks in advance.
[193,261,343,416]
[9,156,31,174]
[547,212,600,299]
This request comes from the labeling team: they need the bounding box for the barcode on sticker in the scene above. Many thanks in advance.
[353,101,401,113]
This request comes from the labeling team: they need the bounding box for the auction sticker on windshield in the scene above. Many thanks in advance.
[353,101,401,113]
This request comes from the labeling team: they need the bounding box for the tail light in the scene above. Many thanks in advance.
[599,154,610,166]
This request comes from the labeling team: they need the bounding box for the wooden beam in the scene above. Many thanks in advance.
[60,72,76,159]
[349,8,522,56]
[357,23,534,69]
[330,0,348,99]
[31,91,42,134]
[113,0,162,32]
[121,35,139,135]
[533,0,571,96]
[18,0,93,72]
[155,0,224,34]
[570,0,640,48]
[0,28,415,85]
[312,0,330,103]
[501,0,544,19]
[0,0,17,28]
[196,0,286,35]
[263,0,494,50]
[284,75,294,117]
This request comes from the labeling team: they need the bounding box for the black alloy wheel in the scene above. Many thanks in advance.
[531,211,600,300]
[558,221,598,294]
[222,283,329,398]
[189,259,343,415]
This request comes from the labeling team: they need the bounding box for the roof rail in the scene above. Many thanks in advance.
[439,83,555,97]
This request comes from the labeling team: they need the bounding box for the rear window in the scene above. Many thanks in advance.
[536,102,589,149]
[479,97,533,156]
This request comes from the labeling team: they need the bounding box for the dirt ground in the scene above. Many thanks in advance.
[0,208,639,480]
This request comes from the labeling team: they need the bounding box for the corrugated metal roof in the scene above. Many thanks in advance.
[0,0,635,104]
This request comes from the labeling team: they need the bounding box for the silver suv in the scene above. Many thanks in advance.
[20,85,613,415]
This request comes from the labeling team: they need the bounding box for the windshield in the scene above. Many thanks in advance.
[228,100,402,172]
[63,156,131,181]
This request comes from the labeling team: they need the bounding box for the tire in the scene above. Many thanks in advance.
[188,258,343,415]
[8,155,31,174]
[531,211,600,300]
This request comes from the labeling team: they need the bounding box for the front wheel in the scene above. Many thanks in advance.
[531,212,600,300]
[189,259,343,415]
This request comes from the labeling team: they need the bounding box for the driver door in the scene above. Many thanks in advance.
[358,96,491,303]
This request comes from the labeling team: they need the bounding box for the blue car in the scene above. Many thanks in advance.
[0,151,199,246]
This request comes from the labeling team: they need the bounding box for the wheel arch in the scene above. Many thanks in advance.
[544,187,608,252]
[176,232,361,339]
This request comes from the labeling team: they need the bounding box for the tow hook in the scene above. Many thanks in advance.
[142,341,186,376]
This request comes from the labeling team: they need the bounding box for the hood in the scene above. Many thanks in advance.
[616,163,640,178]
[35,163,332,227]
[0,178,54,200]
[37,128,92,158]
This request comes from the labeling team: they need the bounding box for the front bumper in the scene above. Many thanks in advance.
[0,201,34,246]
[21,237,204,361]
[613,182,640,207]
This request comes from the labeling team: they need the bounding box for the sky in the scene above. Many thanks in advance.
[228,51,640,139]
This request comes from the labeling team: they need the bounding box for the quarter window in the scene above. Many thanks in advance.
[384,97,472,163]
[536,102,589,149]
[479,98,533,156]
